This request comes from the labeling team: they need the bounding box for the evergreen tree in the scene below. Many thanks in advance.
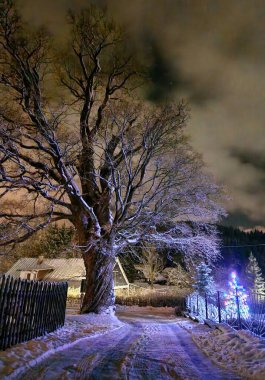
[40,224,75,258]
[193,262,216,295]
[246,252,265,295]
[13,224,75,260]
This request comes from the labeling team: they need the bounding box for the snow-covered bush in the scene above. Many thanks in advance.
[163,265,192,288]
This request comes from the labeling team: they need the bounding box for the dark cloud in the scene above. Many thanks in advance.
[230,149,265,173]
[229,149,265,201]
[222,210,264,229]
[144,37,191,103]
[16,0,265,228]
[140,38,223,105]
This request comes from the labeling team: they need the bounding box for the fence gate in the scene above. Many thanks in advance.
[0,275,68,350]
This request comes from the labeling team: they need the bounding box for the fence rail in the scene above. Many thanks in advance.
[0,275,68,350]
[187,291,265,338]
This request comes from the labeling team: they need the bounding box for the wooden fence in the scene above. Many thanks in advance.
[0,275,68,350]
[187,291,265,338]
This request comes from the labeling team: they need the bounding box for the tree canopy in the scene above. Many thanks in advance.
[0,1,225,312]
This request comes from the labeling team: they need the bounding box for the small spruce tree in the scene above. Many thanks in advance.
[193,262,216,295]
[246,252,265,295]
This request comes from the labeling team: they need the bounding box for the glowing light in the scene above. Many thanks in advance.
[224,271,250,319]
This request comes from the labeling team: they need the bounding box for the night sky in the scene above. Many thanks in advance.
[18,0,265,230]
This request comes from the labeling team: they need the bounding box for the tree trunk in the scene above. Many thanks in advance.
[150,271,154,289]
[80,245,116,314]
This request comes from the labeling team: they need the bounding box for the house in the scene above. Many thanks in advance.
[6,256,130,295]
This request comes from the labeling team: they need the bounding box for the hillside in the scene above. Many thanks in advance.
[217,225,265,277]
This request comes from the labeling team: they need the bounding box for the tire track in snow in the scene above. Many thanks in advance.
[170,323,242,380]
[124,322,201,380]
[81,322,145,379]
[19,325,134,380]
[19,310,245,380]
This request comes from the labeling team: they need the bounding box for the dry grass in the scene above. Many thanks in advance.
[115,285,190,308]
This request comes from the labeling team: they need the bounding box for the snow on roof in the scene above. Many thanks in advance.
[6,258,86,281]
[6,257,129,286]
[18,263,54,271]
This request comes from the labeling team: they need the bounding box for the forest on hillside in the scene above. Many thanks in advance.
[218,225,265,276]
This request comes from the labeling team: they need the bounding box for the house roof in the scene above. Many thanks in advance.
[6,258,86,281]
[6,257,129,286]
[18,263,54,271]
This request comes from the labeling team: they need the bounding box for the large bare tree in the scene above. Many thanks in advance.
[0,1,224,313]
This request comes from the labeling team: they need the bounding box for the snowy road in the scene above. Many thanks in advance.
[20,308,242,380]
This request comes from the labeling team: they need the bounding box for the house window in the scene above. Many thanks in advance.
[20,271,37,281]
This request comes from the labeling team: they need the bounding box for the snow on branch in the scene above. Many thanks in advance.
[0,1,225,267]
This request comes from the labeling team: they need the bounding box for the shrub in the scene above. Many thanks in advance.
[115,286,188,308]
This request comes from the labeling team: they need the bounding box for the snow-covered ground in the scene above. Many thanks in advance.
[0,313,123,379]
[180,319,265,380]
[4,306,241,380]
[5,306,265,379]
